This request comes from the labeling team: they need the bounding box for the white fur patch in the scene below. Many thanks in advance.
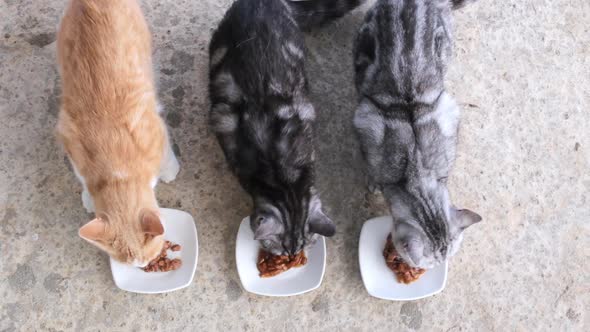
[211,103,238,133]
[69,158,84,184]
[354,101,385,144]
[68,158,95,212]
[150,177,158,188]
[213,113,238,133]
[159,143,180,184]
[133,259,148,268]
[296,102,315,120]
[434,93,460,137]
[213,72,242,102]
[309,193,323,215]
[277,105,293,119]
[284,42,304,59]
[210,46,228,67]
[416,92,459,137]
[81,189,94,213]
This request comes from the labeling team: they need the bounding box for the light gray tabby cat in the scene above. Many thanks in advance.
[353,0,481,269]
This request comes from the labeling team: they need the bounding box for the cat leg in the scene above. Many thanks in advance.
[159,139,180,183]
[69,158,95,213]
[354,100,385,195]
[367,176,382,194]
[81,185,95,213]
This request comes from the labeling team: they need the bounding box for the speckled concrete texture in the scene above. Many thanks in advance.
[1,0,588,331]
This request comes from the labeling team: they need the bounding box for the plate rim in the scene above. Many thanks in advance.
[236,216,327,297]
[359,216,448,301]
[110,208,199,294]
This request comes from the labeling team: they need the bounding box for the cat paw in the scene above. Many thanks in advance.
[82,190,95,213]
[367,180,382,194]
[368,185,381,194]
[160,155,180,183]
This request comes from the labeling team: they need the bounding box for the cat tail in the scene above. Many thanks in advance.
[287,0,364,31]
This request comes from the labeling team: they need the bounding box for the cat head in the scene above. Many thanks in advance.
[78,209,165,267]
[250,192,335,256]
[386,185,481,269]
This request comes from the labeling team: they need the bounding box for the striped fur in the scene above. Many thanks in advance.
[289,0,364,30]
[208,0,358,256]
[353,0,481,269]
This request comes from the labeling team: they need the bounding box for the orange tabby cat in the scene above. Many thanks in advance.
[56,0,180,266]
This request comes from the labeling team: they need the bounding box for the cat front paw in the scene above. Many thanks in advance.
[82,190,95,213]
[367,179,382,194]
[160,155,180,183]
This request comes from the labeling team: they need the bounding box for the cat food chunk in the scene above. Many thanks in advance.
[383,234,425,284]
[142,240,183,273]
[257,250,307,278]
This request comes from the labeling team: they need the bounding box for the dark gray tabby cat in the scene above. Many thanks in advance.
[209,0,362,256]
[353,0,481,269]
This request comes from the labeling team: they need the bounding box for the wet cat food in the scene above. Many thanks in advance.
[143,240,183,272]
[383,234,426,284]
[257,250,307,278]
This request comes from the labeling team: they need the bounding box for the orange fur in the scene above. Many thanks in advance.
[57,0,173,266]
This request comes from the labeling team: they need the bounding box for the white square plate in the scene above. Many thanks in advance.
[359,216,448,301]
[110,208,198,294]
[235,217,326,297]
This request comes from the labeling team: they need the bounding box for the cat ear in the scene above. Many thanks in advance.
[309,210,336,237]
[453,208,482,230]
[450,0,478,10]
[141,210,164,237]
[253,216,282,241]
[79,217,107,242]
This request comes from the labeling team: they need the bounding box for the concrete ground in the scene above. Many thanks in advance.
[1,0,588,331]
